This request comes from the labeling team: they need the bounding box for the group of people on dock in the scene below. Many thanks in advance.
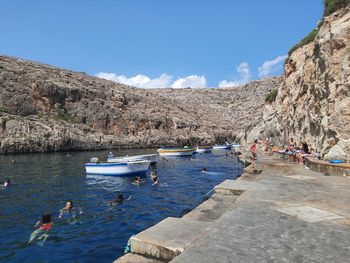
[248,137,320,166]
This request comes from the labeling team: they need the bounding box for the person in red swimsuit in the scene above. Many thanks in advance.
[29,213,53,244]
[250,139,258,160]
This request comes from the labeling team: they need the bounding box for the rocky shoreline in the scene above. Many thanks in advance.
[0,55,281,153]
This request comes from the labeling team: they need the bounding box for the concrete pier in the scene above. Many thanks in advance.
[116,154,350,262]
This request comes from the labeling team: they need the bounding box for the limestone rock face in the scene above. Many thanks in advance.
[262,8,350,160]
[0,56,280,153]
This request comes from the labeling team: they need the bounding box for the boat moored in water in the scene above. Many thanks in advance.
[213,144,231,150]
[85,159,151,176]
[195,146,213,153]
[231,143,241,150]
[157,147,195,156]
[107,154,159,165]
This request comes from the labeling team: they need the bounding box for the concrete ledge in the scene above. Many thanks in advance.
[130,217,210,262]
[183,193,239,222]
[214,179,267,195]
[305,157,350,176]
[114,253,163,263]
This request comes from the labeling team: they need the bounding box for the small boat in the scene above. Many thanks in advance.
[231,143,241,150]
[213,144,231,150]
[107,154,159,165]
[157,147,195,156]
[195,146,213,153]
[85,158,150,176]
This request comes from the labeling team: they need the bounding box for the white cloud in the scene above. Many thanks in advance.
[96,72,172,88]
[258,55,287,77]
[96,72,207,89]
[171,75,207,88]
[218,62,251,87]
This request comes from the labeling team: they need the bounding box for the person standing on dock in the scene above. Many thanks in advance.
[250,139,258,161]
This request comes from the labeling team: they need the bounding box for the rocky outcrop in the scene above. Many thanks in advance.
[0,56,280,153]
[262,7,350,160]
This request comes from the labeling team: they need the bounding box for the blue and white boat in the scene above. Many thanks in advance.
[213,144,231,150]
[195,146,213,153]
[85,159,150,176]
[107,154,159,165]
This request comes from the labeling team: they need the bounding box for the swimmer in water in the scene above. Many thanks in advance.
[151,172,159,185]
[3,179,11,187]
[29,213,53,244]
[133,176,142,185]
[61,201,74,212]
[59,201,76,219]
[109,193,124,205]
[201,168,208,173]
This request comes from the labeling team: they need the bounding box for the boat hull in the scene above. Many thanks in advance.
[107,154,159,165]
[213,145,231,150]
[195,147,213,153]
[85,161,150,176]
[157,148,195,156]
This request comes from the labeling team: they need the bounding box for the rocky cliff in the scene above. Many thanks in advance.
[0,56,280,153]
[262,7,350,160]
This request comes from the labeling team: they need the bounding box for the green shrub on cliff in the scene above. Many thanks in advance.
[288,28,319,57]
[57,109,71,122]
[288,0,349,57]
[265,89,278,103]
[324,0,350,16]
[0,107,9,113]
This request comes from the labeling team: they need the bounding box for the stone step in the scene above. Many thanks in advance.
[182,193,238,222]
[130,217,210,262]
[214,179,267,195]
[114,253,163,263]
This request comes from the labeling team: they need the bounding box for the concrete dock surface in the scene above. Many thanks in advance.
[116,154,350,262]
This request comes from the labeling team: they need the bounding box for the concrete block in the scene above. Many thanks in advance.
[214,179,267,195]
[183,193,238,222]
[130,217,210,262]
[284,175,315,180]
[276,206,344,223]
[114,253,163,263]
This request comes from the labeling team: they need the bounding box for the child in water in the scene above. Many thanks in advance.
[29,213,53,244]
[151,172,159,185]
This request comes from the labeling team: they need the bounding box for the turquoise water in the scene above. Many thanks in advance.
[0,149,243,262]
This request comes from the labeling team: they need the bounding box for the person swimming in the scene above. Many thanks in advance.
[133,176,142,185]
[3,179,11,187]
[29,213,53,244]
[152,175,159,185]
[61,201,74,212]
[109,193,124,205]
[59,201,75,219]
[201,168,208,173]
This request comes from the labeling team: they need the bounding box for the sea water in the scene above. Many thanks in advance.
[0,148,243,262]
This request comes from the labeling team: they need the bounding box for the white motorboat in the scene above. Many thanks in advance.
[157,147,195,156]
[195,146,213,153]
[231,143,241,150]
[107,154,159,165]
[85,159,150,176]
[213,144,231,150]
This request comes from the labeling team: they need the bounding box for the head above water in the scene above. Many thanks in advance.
[42,213,52,224]
[116,193,124,201]
[65,201,73,210]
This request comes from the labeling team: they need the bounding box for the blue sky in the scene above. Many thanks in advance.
[0,0,323,88]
